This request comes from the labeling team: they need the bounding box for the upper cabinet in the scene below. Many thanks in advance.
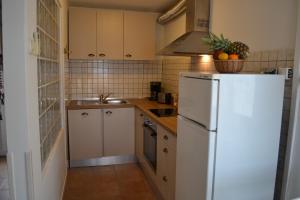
[97,9,124,60]
[123,11,157,60]
[69,7,97,59]
[69,7,158,60]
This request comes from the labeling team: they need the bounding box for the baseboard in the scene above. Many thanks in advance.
[60,167,68,200]
[69,155,137,168]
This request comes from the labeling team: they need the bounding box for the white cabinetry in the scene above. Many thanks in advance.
[68,109,103,160]
[97,9,124,59]
[103,108,135,156]
[134,109,177,200]
[124,11,157,60]
[157,125,177,200]
[68,107,135,164]
[69,7,158,60]
[69,7,97,59]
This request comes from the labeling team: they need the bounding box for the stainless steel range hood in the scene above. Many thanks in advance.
[158,0,211,56]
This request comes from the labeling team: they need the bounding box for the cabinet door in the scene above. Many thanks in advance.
[157,129,169,199]
[167,132,177,200]
[103,108,134,156]
[124,11,157,60]
[69,7,97,59]
[97,10,124,59]
[157,125,177,200]
[135,109,144,161]
[68,109,103,161]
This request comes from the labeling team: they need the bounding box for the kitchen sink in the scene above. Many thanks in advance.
[77,100,101,105]
[102,99,127,104]
[77,99,128,105]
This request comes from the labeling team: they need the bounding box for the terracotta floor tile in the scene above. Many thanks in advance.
[63,164,158,200]
[115,164,145,182]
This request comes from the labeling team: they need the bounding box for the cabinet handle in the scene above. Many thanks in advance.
[88,53,95,57]
[140,113,144,117]
[163,148,168,153]
[106,111,112,115]
[163,135,168,140]
[99,53,106,57]
[81,112,88,116]
[162,176,168,182]
[125,54,132,58]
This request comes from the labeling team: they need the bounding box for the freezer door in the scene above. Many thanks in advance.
[176,116,216,200]
[178,76,219,131]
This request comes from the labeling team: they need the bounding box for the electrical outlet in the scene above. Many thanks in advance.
[278,67,293,80]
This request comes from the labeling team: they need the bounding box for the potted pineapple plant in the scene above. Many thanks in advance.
[202,33,250,73]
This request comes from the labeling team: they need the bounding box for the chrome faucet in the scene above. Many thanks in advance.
[98,93,112,103]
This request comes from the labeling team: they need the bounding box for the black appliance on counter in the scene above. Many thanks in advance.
[143,117,157,171]
[149,81,161,101]
[157,92,172,104]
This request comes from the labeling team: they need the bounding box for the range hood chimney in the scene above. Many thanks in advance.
[158,0,211,56]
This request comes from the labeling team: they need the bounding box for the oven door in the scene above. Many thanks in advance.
[143,122,157,171]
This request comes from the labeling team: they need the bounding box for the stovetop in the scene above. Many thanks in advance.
[149,108,177,117]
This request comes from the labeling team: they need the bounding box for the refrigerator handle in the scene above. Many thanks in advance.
[178,115,216,132]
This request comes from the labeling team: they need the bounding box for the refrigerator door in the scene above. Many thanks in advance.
[176,115,216,200]
[178,76,219,131]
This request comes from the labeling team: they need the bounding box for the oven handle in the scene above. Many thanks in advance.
[143,124,157,137]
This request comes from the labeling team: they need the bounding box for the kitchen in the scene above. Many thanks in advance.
[1,0,300,200]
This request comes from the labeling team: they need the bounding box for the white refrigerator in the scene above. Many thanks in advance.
[176,73,285,200]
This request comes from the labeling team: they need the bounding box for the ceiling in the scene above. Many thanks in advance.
[69,0,177,12]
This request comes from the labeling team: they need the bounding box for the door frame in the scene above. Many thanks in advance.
[282,1,300,199]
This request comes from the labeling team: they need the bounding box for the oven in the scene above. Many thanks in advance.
[143,117,157,172]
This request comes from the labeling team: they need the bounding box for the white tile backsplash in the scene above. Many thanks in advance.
[162,49,295,94]
[65,60,162,100]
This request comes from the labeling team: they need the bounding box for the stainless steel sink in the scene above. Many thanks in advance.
[77,99,127,105]
[77,100,101,105]
[102,99,127,104]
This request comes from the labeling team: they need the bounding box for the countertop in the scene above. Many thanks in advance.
[66,99,177,135]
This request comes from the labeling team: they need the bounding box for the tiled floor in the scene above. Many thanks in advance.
[0,157,10,200]
[63,164,157,200]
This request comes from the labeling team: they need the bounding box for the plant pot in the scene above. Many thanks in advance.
[214,59,245,73]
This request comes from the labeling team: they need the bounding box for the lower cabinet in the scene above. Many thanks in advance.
[157,125,177,200]
[68,109,104,160]
[103,108,135,156]
[135,109,177,200]
[68,107,134,162]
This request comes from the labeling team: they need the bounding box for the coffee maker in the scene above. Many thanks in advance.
[149,81,161,101]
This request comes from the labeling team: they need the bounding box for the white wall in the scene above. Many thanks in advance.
[283,1,300,199]
[3,0,69,199]
[3,0,31,199]
[210,0,297,51]
[41,132,67,200]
